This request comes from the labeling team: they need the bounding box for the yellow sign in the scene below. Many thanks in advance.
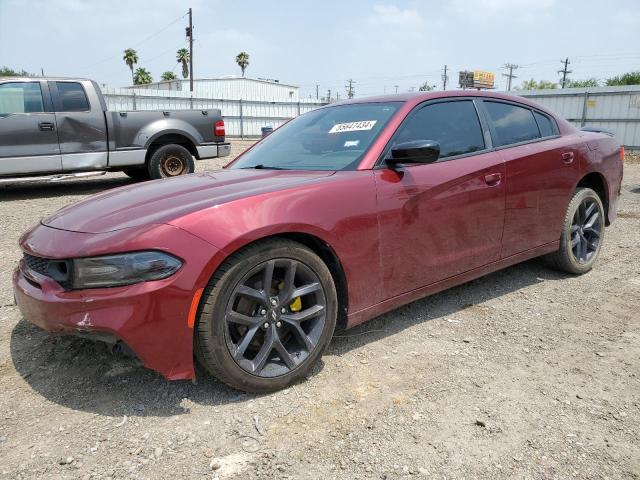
[473,71,495,88]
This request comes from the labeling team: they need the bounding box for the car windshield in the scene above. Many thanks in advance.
[230,102,401,171]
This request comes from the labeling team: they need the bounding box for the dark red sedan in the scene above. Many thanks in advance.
[14,92,624,392]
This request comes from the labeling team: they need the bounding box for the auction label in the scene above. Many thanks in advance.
[329,120,377,134]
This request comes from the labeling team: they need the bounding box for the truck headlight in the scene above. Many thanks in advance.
[72,251,182,289]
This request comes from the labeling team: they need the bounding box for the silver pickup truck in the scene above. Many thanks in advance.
[0,77,230,182]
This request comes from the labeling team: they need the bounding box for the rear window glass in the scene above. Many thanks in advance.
[534,111,556,137]
[485,101,540,147]
[56,82,89,111]
[0,82,44,114]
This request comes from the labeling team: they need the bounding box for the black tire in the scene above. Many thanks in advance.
[195,239,337,393]
[147,144,194,180]
[545,187,605,274]
[122,167,150,181]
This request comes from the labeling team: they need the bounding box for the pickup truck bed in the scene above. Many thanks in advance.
[0,77,230,181]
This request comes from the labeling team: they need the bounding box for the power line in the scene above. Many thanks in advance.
[346,79,355,99]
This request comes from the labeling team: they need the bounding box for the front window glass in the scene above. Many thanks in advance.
[0,82,44,114]
[392,100,485,158]
[231,102,401,171]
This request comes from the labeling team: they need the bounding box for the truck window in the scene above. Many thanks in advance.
[0,82,44,114]
[55,82,89,112]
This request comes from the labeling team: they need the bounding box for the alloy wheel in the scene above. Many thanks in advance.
[570,197,603,263]
[224,259,327,378]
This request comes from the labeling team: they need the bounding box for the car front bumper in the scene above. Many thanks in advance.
[12,223,224,380]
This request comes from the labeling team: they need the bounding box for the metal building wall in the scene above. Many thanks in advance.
[126,77,303,102]
[102,87,324,137]
[517,86,640,149]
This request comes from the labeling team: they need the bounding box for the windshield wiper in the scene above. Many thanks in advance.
[241,164,288,170]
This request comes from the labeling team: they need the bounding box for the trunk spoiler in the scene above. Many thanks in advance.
[581,126,615,137]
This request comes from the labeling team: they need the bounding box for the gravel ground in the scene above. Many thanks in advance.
[0,142,639,479]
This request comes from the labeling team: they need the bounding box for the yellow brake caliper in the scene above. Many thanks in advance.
[278,282,302,312]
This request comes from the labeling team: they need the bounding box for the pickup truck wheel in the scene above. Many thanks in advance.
[545,187,605,274]
[148,144,195,179]
[195,239,338,393]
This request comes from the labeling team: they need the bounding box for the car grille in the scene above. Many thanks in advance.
[23,253,50,276]
[22,253,72,288]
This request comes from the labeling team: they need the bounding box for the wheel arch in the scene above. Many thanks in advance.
[145,132,199,162]
[576,171,610,225]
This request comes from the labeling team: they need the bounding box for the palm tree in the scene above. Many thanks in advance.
[133,67,153,85]
[235,52,250,77]
[123,48,138,85]
[161,71,177,81]
[176,48,190,79]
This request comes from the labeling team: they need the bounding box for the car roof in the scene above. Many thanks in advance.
[0,76,93,82]
[333,90,552,113]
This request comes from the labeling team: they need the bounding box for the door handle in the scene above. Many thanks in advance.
[484,172,502,186]
[561,151,574,164]
[38,121,55,131]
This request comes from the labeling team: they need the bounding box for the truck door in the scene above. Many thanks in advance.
[49,80,108,171]
[0,80,62,175]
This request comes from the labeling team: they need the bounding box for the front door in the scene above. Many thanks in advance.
[375,99,506,299]
[0,80,61,175]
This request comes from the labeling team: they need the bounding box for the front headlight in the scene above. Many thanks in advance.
[72,251,182,289]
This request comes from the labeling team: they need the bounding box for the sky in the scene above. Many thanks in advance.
[1,0,639,98]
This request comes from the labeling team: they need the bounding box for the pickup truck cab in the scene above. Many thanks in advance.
[0,77,230,182]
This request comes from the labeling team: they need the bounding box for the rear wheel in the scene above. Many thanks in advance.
[195,239,337,393]
[148,144,195,179]
[546,187,605,274]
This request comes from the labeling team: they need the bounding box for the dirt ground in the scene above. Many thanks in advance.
[0,141,639,479]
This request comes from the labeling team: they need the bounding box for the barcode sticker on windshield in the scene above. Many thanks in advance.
[329,120,377,134]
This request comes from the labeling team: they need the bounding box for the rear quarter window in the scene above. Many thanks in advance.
[484,101,540,147]
[533,111,557,137]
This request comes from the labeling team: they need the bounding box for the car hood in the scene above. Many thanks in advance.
[42,169,335,234]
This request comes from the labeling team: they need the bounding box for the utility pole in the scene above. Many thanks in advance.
[502,63,519,91]
[558,57,571,88]
[394,85,399,94]
[336,92,340,100]
[442,65,448,90]
[187,8,194,93]
[326,89,331,102]
[315,84,319,100]
[346,79,355,99]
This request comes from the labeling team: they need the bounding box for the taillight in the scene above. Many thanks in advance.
[619,146,625,160]
[214,120,225,137]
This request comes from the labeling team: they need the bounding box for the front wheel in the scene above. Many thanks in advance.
[195,239,338,393]
[546,187,605,274]
[148,144,195,179]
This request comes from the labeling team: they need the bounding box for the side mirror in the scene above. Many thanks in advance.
[387,140,440,166]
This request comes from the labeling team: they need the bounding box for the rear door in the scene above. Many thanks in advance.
[0,80,61,174]
[479,100,582,257]
[374,98,506,299]
[49,80,108,170]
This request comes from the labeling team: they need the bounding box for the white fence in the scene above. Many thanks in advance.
[102,87,324,137]
[517,86,640,149]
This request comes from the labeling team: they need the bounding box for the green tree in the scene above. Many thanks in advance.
[517,78,558,90]
[235,52,250,77]
[176,48,190,79]
[161,71,177,81]
[133,67,153,85]
[123,48,139,85]
[0,66,33,77]
[566,78,600,88]
[606,71,640,86]
[418,81,436,91]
